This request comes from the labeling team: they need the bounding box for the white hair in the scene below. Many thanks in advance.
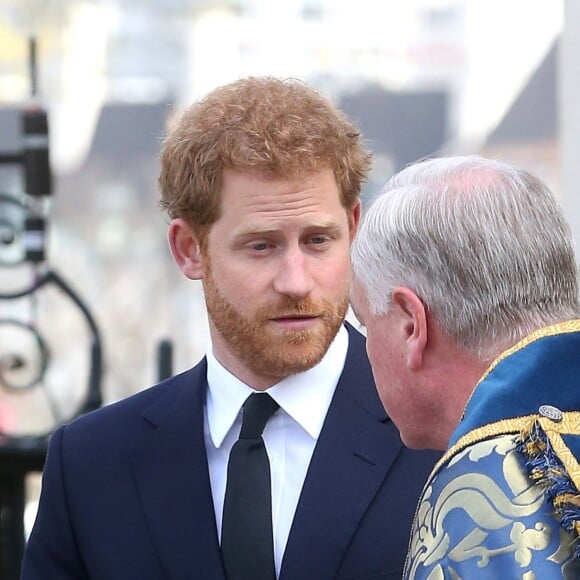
[351,155,579,359]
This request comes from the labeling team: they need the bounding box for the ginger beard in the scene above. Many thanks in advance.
[202,263,349,379]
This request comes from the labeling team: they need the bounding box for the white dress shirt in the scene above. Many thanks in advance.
[204,325,348,577]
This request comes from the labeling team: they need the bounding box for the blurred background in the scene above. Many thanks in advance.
[0,0,579,572]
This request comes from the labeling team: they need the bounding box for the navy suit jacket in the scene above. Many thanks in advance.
[22,324,440,579]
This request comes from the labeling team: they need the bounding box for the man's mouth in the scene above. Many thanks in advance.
[269,314,319,329]
[271,313,318,320]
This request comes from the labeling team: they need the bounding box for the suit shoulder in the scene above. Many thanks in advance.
[60,362,205,448]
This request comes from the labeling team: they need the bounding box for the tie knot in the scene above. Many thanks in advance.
[239,393,279,439]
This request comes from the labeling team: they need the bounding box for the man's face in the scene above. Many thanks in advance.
[350,281,431,449]
[201,168,358,388]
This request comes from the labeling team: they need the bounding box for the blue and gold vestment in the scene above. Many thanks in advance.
[404,320,580,579]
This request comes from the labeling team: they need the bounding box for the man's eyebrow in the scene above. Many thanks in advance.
[235,226,280,238]
[235,220,342,238]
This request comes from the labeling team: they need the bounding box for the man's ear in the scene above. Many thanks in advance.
[349,200,362,239]
[168,218,204,280]
[391,286,428,370]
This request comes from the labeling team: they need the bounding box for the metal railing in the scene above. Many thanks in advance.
[0,37,103,580]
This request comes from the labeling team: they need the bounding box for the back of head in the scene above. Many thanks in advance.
[159,76,371,240]
[352,155,580,359]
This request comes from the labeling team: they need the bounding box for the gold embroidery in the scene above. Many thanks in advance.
[407,437,577,578]
[432,416,535,477]
[446,521,550,567]
[425,565,445,579]
[432,411,580,489]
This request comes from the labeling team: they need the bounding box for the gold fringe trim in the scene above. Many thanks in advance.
[430,411,580,488]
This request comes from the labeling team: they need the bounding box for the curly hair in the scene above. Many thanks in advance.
[159,76,372,241]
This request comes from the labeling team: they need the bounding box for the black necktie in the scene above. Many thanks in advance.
[221,393,280,580]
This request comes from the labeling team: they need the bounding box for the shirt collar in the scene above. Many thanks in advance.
[206,325,349,448]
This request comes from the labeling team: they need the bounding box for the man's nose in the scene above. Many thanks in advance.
[272,248,314,299]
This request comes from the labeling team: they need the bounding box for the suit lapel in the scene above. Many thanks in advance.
[130,361,226,580]
[280,325,403,580]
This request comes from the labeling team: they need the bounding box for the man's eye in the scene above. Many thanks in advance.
[250,242,270,251]
[310,236,329,245]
